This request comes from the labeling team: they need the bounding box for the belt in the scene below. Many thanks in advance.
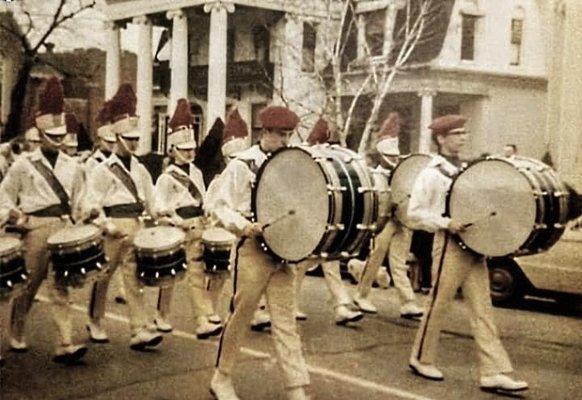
[104,203,145,218]
[176,206,203,220]
[29,204,70,218]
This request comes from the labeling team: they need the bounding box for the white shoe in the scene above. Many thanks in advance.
[409,357,444,381]
[400,302,424,319]
[208,314,222,325]
[130,328,163,351]
[196,317,223,340]
[9,337,28,353]
[335,304,364,325]
[87,322,109,343]
[480,374,528,393]
[346,259,365,283]
[250,309,271,332]
[375,269,390,289]
[286,386,308,400]
[210,369,240,400]
[295,310,308,321]
[53,343,88,364]
[353,294,378,314]
[154,317,173,333]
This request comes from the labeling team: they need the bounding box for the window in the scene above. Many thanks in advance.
[302,22,316,72]
[461,14,477,61]
[510,18,523,66]
[252,25,270,63]
[251,103,267,143]
[364,9,386,57]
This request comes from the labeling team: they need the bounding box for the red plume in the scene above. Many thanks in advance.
[223,108,248,143]
[65,113,81,134]
[169,98,193,131]
[38,76,64,115]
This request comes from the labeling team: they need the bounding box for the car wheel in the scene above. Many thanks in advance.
[487,258,526,306]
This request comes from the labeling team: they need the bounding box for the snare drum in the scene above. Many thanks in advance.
[0,236,28,301]
[133,226,186,287]
[48,225,107,288]
[252,144,381,262]
[202,227,236,273]
[389,154,433,228]
[447,156,570,257]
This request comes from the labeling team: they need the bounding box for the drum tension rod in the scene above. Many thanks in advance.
[327,185,347,192]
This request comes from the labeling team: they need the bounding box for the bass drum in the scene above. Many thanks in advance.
[389,154,433,228]
[448,156,570,257]
[252,145,381,262]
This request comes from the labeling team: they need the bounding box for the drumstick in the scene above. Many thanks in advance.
[262,210,296,229]
[464,211,497,228]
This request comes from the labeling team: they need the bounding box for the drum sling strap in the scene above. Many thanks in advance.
[168,170,203,205]
[29,159,71,214]
[108,163,143,208]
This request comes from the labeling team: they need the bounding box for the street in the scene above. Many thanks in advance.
[1,273,580,400]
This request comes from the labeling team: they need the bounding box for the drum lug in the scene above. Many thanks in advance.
[356,224,372,231]
[326,224,344,231]
[7,280,12,288]
[21,274,27,280]
[554,223,565,229]
[96,262,103,270]
[327,185,346,192]
[81,267,86,275]
[64,270,69,277]
[340,251,350,258]
[182,263,188,270]
[534,223,547,229]
[320,252,329,259]
[554,191,566,197]
[171,268,176,276]
[357,187,375,193]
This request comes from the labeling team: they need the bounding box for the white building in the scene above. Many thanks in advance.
[101,0,551,159]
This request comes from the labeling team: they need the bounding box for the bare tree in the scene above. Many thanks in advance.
[266,0,451,152]
[0,0,97,140]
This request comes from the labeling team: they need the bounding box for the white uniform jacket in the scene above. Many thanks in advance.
[154,163,206,217]
[79,153,155,219]
[407,155,458,233]
[84,149,109,170]
[0,148,84,224]
[205,145,268,233]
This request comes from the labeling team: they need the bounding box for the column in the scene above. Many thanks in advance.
[418,89,436,153]
[134,15,153,154]
[104,21,121,99]
[383,1,402,56]
[279,14,302,104]
[204,1,235,136]
[1,55,15,126]
[167,9,189,115]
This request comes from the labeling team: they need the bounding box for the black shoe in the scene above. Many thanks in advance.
[53,345,88,364]
[115,296,127,304]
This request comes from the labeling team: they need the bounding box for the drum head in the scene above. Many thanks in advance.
[449,159,537,257]
[0,236,21,256]
[254,147,330,262]
[202,227,236,245]
[390,154,433,227]
[134,226,185,251]
[47,225,101,247]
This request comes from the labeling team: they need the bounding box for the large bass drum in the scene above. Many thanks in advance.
[448,156,570,257]
[389,154,433,228]
[252,145,384,262]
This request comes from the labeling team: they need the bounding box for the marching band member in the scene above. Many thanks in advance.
[208,106,309,400]
[352,113,424,319]
[85,100,128,306]
[0,77,87,363]
[81,84,162,351]
[407,115,528,394]
[294,118,363,325]
[153,99,224,339]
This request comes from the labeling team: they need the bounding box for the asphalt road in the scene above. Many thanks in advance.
[1,273,580,400]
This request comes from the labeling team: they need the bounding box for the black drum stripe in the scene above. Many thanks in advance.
[417,233,449,361]
[216,238,245,368]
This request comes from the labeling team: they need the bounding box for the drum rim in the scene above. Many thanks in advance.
[133,226,186,252]
[251,145,331,263]
[446,156,547,257]
[0,236,22,257]
[47,225,103,247]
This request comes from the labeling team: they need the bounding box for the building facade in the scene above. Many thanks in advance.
[101,0,550,159]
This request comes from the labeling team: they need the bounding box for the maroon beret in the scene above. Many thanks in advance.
[378,112,401,139]
[428,114,466,135]
[306,118,330,145]
[259,106,300,130]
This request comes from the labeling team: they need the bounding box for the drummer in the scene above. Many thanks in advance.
[207,105,310,400]
[351,113,424,319]
[81,84,162,351]
[153,98,225,339]
[0,77,87,363]
[407,115,528,394]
